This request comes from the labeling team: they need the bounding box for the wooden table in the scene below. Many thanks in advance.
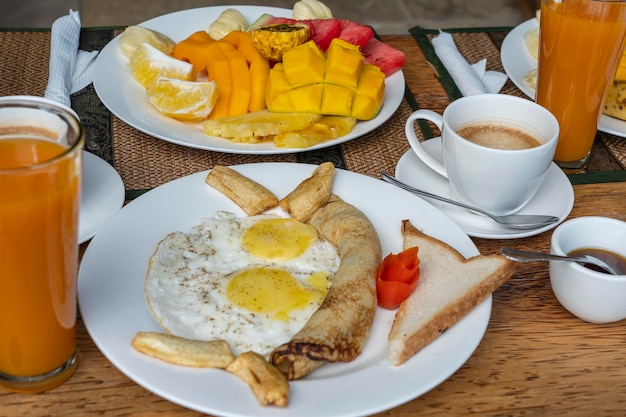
[1,31,626,417]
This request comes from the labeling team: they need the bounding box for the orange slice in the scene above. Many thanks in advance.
[147,77,219,121]
[129,43,195,89]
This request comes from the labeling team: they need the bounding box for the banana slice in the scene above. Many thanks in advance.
[119,25,176,58]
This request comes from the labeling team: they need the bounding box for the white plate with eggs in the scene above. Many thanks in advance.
[78,163,490,417]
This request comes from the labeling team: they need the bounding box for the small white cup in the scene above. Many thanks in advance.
[550,216,626,324]
[406,94,559,215]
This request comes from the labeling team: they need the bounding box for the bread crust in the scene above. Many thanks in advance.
[387,220,515,366]
[271,195,382,380]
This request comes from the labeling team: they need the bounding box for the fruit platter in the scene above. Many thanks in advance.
[93,3,406,154]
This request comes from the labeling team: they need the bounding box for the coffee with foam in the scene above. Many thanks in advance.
[456,122,542,150]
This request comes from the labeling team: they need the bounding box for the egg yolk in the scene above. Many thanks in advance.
[242,218,318,261]
[226,268,331,321]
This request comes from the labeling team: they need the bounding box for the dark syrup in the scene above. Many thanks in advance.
[567,247,626,275]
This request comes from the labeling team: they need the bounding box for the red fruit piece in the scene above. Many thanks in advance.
[362,38,406,76]
[338,19,374,49]
[264,17,291,25]
[308,19,342,51]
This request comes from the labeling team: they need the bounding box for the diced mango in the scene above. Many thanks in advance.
[265,38,386,120]
[265,63,291,105]
[321,84,353,116]
[266,93,292,113]
[352,64,385,120]
[286,84,324,113]
[282,41,326,87]
[325,39,362,88]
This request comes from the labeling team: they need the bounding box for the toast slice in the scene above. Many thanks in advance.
[387,220,515,366]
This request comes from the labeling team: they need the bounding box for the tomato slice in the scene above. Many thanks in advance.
[376,246,420,309]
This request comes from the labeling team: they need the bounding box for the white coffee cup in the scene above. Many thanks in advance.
[405,94,559,215]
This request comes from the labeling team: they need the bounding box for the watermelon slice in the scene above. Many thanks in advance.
[308,19,343,51]
[248,13,275,31]
[362,38,406,76]
[337,19,374,49]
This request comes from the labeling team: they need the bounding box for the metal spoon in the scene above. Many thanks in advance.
[380,172,559,230]
[501,247,619,275]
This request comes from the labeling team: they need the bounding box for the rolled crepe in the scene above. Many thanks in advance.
[270,195,382,380]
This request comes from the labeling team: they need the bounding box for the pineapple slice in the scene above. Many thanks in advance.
[202,109,321,140]
[274,116,357,148]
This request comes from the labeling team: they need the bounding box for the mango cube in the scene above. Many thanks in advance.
[265,64,291,101]
[321,84,353,116]
[286,84,324,113]
[282,41,325,87]
[352,64,385,120]
[266,92,293,113]
[325,39,362,89]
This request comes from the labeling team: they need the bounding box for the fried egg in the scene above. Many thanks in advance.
[145,212,340,357]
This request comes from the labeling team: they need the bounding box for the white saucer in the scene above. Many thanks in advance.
[395,138,574,239]
[79,151,125,243]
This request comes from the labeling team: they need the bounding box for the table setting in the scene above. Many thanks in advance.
[1,2,626,416]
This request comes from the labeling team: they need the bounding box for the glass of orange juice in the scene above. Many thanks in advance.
[0,96,84,393]
[536,0,626,172]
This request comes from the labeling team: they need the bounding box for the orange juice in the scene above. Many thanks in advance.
[0,136,81,392]
[536,0,626,169]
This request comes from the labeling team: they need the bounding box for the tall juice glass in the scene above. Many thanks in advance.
[0,96,84,393]
[536,0,626,171]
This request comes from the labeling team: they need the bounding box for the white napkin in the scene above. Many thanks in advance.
[432,31,507,96]
[44,10,99,107]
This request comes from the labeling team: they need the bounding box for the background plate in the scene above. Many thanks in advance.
[79,151,124,243]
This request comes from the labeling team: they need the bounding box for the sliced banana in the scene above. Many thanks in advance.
[208,8,248,40]
[118,25,176,58]
[524,27,539,61]
[293,0,333,20]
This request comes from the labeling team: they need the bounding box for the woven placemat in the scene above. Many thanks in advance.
[113,99,414,190]
[342,99,413,177]
[0,31,51,97]
[410,26,626,179]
